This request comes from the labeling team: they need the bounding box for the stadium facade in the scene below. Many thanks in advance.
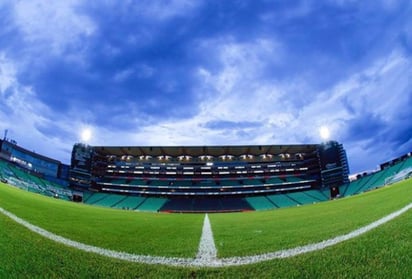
[68,141,349,211]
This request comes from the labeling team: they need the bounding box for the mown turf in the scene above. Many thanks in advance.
[0,179,411,278]
[0,202,411,278]
[210,179,412,257]
[0,183,203,257]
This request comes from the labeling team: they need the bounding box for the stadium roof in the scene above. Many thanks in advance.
[1,139,61,164]
[92,144,318,158]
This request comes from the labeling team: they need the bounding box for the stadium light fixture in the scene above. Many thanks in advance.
[319,126,330,141]
[80,128,92,143]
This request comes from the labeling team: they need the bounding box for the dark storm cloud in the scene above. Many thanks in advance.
[0,0,411,171]
[342,113,386,142]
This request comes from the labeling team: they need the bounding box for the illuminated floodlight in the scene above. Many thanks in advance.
[319,126,330,140]
[80,128,92,143]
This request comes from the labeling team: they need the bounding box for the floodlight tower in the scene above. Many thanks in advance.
[80,128,92,143]
[319,126,330,141]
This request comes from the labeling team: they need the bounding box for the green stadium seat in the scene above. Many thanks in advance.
[136,197,168,211]
[113,196,146,210]
[246,196,276,210]
[266,194,298,208]
[286,192,318,205]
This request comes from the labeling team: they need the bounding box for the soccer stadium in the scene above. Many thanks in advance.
[0,138,411,277]
[1,1,412,277]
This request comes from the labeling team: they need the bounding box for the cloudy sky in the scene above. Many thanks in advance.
[0,0,411,173]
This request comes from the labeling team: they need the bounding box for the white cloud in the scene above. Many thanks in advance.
[113,64,155,82]
[12,0,95,56]
[132,0,202,21]
[0,53,16,94]
[0,55,63,157]
[1,0,410,174]
[115,46,411,174]
[113,68,135,83]
[194,37,288,123]
[261,0,314,23]
[0,54,100,163]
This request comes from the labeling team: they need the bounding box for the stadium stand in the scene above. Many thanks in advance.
[344,153,412,196]
[246,196,277,210]
[0,139,72,200]
[137,197,168,212]
[0,158,72,200]
[286,191,320,205]
[1,137,411,213]
[160,197,253,213]
[266,194,298,208]
[68,141,350,212]
[93,194,125,208]
[112,196,146,210]
[303,189,329,201]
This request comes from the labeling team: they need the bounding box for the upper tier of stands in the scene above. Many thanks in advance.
[96,174,316,197]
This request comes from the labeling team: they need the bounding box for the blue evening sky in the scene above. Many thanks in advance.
[0,0,411,173]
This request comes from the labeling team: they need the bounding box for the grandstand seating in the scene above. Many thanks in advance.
[244,188,328,210]
[285,176,303,183]
[303,189,329,201]
[197,180,218,187]
[344,155,412,196]
[128,179,146,186]
[74,144,335,201]
[243,179,263,186]
[113,196,146,210]
[94,194,125,207]
[160,197,253,212]
[266,194,298,208]
[83,192,110,205]
[220,180,240,187]
[265,177,284,184]
[2,142,411,213]
[246,196,277,210]
[2,151,410,212]
[6,150,410,212]
[149,180,170,187]
[343,177,367,196]
[0,159,72,200]
[138,197,168,212]
[286,191,320,205]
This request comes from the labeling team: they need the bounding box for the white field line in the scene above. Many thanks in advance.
[195,214,218,265]
[0,202,411,268]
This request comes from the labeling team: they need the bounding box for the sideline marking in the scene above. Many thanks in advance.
[1,202,411,267]
[195,214,218,264]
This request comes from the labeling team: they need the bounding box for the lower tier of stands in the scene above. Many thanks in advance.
[82,187,330,212]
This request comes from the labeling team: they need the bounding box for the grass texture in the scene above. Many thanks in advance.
[0,179,411,278]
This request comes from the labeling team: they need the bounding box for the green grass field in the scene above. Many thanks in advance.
[0,179,411,278]
[0,184,203,257]
[211,179,412,257]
